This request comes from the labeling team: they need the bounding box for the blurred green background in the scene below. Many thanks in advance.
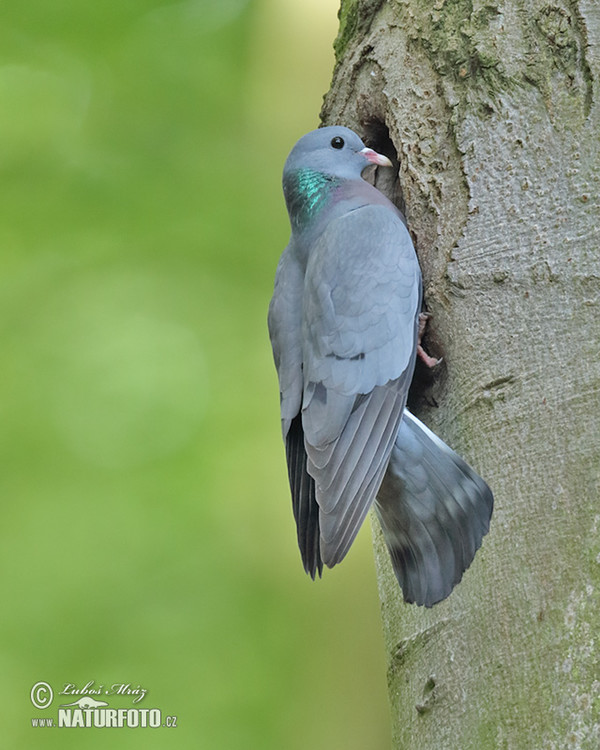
[1,1,391,747]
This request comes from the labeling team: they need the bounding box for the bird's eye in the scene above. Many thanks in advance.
[330,136,345,150]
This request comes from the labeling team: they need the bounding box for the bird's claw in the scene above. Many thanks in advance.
[417,313,442,368]
[417,345,443,368]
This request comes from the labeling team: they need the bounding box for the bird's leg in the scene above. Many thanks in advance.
[417,313,442,368]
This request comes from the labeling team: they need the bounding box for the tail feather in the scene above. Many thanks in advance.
[375,410,493,607]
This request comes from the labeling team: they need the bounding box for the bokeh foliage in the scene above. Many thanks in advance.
[1,1,390,747]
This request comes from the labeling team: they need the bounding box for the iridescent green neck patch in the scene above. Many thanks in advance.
[284,168,340,230]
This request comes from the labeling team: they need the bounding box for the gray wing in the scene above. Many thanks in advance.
[301,205,421,567]
[375,410,493,607]
[268,245,323,575]
[268,245,304,438]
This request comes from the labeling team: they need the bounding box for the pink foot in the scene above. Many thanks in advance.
[417,313,442,368]
[417,344,442,368]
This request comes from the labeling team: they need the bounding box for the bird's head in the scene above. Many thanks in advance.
[283,126,392,182]
[282,126,392,231]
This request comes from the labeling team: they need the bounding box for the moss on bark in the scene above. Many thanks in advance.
[323,0,600,747]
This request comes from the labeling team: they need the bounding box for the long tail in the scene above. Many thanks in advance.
[374,410,493,607]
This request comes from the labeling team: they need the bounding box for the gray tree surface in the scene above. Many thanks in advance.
[321,1,600,747]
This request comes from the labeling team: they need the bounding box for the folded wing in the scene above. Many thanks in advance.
[300,205,421,568]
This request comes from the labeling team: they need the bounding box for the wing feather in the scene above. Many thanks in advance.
[267,246,304,437]
[270,199,423,575]
[299,205,421,567]
[285,413,322,578]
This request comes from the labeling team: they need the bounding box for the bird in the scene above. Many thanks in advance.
[268,126,493,607]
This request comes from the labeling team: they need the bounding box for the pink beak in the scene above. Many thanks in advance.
[360,147,393,167]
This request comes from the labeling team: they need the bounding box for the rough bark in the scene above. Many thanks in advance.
[321,1,600,747]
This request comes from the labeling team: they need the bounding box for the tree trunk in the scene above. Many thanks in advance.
[321,1,600,747]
